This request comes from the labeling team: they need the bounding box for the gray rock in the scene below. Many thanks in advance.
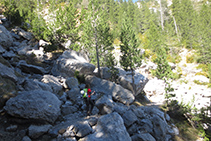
[131,132,156,141]
[118,71,148,96]
[113,102,130,115]
[152,115,167,141]
[4,90,61,123]
[23,78,53,92]
[2,50,17,58]
[0,45,6,53]
[67,87,81,100]
[94,67,112,80]
[61,104,78,115]
[73,121,93,138]
[0,25,13,47]
[66,77,79,89]
[41,75,63,95]
[0,62,18,82]
[22,136,32,141]
[16,41,32,55]
[95,95,114,115]
[15,27,33,40]
[17,60,46,75]
[127,123,139,136]
[28,124,52,139]
[6,125,18,132]
[138,119,153,134]
[132,106,145,119]
[121,109,138,127]
[85,75,135,105]
[13,41,21,47]
[51,50,95,77]
[11,32,21,40]
[82,112,131,141]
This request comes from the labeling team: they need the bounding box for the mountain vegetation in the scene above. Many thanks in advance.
[1,0,211,140]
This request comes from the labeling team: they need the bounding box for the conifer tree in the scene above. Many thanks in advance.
[154,48,172,79]
[120,17,142,95]
[80,0,114,78]
[197,3,211,64]
[52,0,81,48]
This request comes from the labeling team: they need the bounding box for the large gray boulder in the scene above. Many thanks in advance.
[17,60,46,75]
[41,75,63,95]
[85,75,135,105]
[23,78,53,92]
[0,62,18,82]
[28,124,52,139]
[66,77,79,89]
[0,25,13,47]
[118,69,148,96]
[4,90,62,123]
[95,95,114,115]
[51,50,95,78]
[131,132,156,141]
[12,27,33,40]
[81,112,131,141]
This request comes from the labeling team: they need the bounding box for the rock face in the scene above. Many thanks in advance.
[4,90,62,123]
[0,25,13,47]
[0,62,18,82]
[85,75,135,105]
[51,50,95,78]
[82,112,131,141]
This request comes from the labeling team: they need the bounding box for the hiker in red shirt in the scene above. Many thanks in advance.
[85,84,95,116]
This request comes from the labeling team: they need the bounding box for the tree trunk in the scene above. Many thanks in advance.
[172,15,180,42]
[131,69,136,95]
[94,26,101,78]
[159,0,164,31]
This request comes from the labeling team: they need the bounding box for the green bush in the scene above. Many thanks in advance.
[196,64,208,72]
[193,80,208,85]
[195,72,208,78]
[186,53,195,63]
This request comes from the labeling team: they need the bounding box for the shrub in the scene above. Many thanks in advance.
[186,53,195,63]
[193,80,208,85]
[196,64,208,72]
[150,53,157,63]
[167,54,182,64]
[144,49,153,58]
[195,72,208,78]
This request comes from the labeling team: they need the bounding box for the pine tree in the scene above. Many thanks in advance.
[120,17,142,95]
[80,0,114,78]
[197,3,211,64]
[52,0,81,48]
[154,48,172,79]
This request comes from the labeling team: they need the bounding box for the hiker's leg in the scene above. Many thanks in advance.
[90,100,95,114]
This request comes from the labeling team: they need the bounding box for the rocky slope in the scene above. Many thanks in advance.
[0,23,180,141]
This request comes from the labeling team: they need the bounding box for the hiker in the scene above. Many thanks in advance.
[81,84,95,116]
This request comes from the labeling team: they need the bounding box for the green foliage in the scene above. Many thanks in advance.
[193,80,208,86]
[186,53,195,63]
[208,64,211,83]
[196,64,208,72]
[106,54,119,83]
[195,72,208,78]
[154,48,172,79]
[74,71,85,84]
[120,17,142,71]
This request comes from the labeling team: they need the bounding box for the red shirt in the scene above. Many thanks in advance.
[87,88,91,98]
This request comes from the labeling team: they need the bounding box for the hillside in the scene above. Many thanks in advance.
[0,0,211,140]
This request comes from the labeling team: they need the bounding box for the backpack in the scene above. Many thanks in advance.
[83,88,88,98]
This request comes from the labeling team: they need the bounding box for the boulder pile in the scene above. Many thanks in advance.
[0,23,179,141]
